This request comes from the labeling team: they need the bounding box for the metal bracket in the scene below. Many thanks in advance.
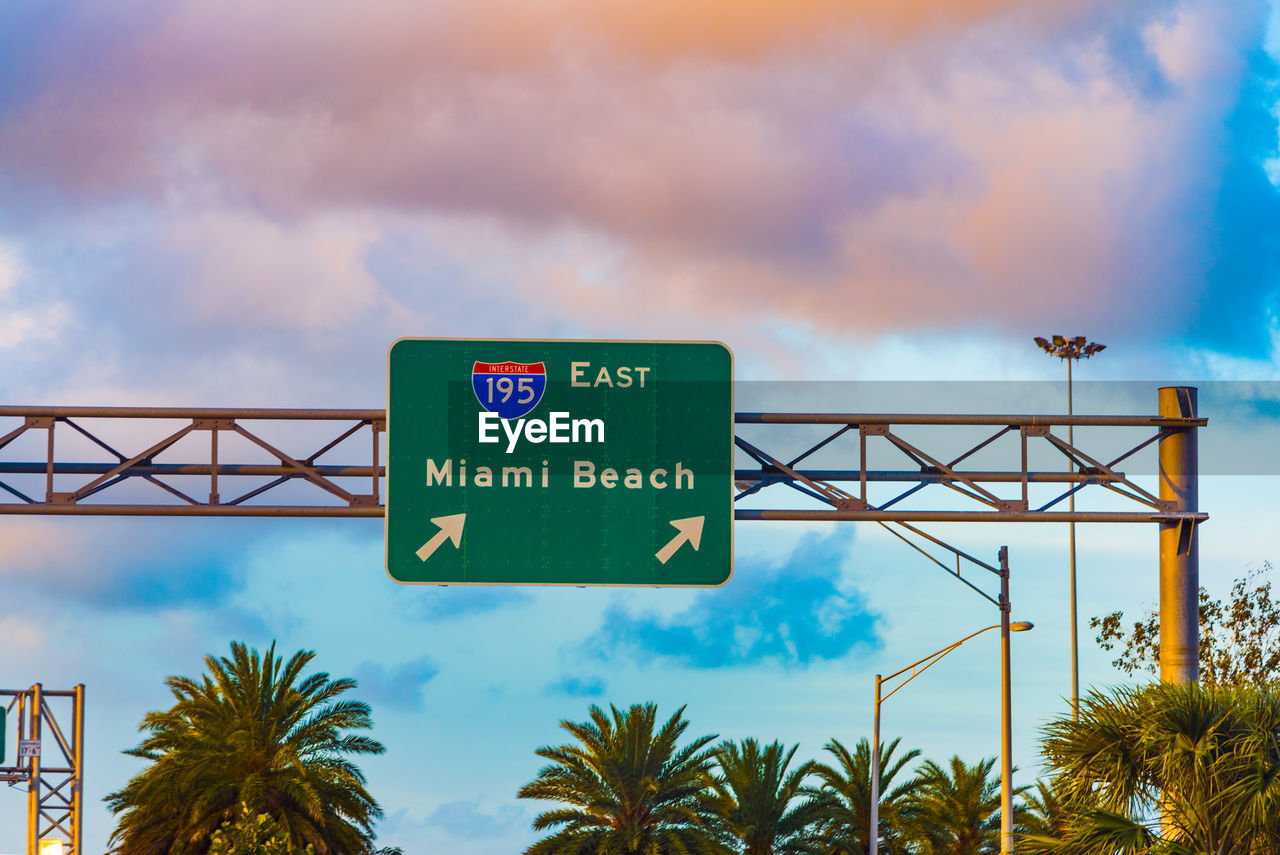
[1020,425,1050,438]
[191,418,235,430]
[860,424,890,436]
[1176,518,1196,556]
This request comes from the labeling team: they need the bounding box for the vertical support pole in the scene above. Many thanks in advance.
[1158,387,1199,684]
[859,426,868,506]
[1019,428,1028,508]
[210,424,220,505]
[16,688,27,753]
[870,676,881,855]
[1067,359,1079,719]
[27,683,42,855]
[72,684,84,855]
[372,420,381,503]
[44,421,55,502]
[999,546,1013,855]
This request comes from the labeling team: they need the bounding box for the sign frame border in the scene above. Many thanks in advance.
[384,336,735,587]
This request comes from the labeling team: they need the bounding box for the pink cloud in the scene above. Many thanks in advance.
[0,0,1269,338]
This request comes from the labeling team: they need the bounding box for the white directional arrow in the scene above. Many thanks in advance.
[655,516,705,564]
[416,513,466,562]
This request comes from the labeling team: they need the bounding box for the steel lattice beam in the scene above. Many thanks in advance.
[0,405,1205,522]
[732,410,1206,524]
[0,407,383,517]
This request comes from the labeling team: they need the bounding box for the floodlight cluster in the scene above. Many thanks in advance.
[1033,335,1107,360]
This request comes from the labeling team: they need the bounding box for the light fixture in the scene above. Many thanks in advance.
[1034,335,1107,361]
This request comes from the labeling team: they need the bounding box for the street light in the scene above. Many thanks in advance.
[1034,335,1105,720]
[870,619,1034,855]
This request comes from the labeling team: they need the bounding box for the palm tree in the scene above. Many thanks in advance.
[808,737,921,855]
[1018,780,1070,840]
[714,738,824,855]
[208,803,313,855]
[518,702,734,855]
[1026,681,1280,854]
[898,756,1028,855]
[107,641,385,855]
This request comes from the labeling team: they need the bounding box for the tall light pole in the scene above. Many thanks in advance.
[1034,335,1105,720]
[870,553,1033,855]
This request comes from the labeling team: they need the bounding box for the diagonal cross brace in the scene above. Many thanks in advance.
[233,424,359,505]
[734,436,862,509]
[878,430,1006,508]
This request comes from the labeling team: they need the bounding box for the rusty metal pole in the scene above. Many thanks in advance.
[1158,387,1199,684]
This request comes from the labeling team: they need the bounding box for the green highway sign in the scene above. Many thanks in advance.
[386,339,733,585]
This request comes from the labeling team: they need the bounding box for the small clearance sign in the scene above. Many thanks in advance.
[386,339,733,586]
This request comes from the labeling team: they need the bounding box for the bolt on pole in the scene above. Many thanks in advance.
[1158,387,1199,684]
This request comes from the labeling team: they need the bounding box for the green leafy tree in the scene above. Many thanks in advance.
[107,641,386,855]
[898,756,1027,855]
[1091,562,1280,686]
[808,737,921,855]
[1024,681,1280,854]
[714,738,824,855]
[208,803,314,855]
[517,702,734,855]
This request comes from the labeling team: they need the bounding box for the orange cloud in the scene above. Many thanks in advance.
[0,0,1267,339]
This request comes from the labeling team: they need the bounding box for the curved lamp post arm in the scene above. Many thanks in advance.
[875,624,1003,706]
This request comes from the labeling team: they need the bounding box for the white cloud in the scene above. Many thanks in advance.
[0,302,69,350]
[0,241,19,294]
[0,616,43,653]
[165,212,382,332]
[0,239,71,350]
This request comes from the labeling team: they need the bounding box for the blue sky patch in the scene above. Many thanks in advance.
[580,529,880,669]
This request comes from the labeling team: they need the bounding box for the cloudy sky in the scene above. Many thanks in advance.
[1,0,1279,851]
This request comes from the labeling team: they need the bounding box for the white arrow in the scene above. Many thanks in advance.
[655,516,705,564]
[416,513,466,562]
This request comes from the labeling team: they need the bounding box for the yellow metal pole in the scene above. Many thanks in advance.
[73,684,84,855]
[27,683,42,855]
[1158,387,1199,683]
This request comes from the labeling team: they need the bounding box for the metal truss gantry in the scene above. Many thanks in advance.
[0,392,1204,526]
[0,391,1206,669]
[2,685,85,855]
[0,388,1205,853]
[0,389,1206,674]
